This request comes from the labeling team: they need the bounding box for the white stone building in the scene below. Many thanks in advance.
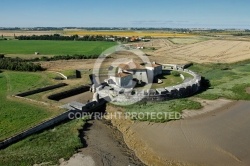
[106,60,162,88]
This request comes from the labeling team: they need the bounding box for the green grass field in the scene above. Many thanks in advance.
[189,62,250,100]
[0,40,116,56]
[116,99,202,122]
[150,74,183,89]
[0,119,84,165]
[0,71,60,141]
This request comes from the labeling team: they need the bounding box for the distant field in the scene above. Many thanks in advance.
[151,39,250,63]
[64,30,195,37]
[0,71,60,140]
[168,37,209,44]
[0,30,58,37]
[0,40,116,56]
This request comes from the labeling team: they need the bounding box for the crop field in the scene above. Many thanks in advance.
[64,30,195,37]
[0,119,84,165]
[0,71,60,140]
[0,40,116,56]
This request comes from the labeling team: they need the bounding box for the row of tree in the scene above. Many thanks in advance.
[0,54,100,63]
[0,56,43,71]
[0,53,107,72]
[14,34,140,42]
[38,54,100,61]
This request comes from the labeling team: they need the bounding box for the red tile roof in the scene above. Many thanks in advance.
[115,72,132,78]
[118,61,145,70]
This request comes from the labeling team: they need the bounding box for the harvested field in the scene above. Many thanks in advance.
[150,39,250,63]
[168,37,209,44]
[39,39,250,75]
[40,51,146,71]
[0,30,58,37]
[64,30,194,37]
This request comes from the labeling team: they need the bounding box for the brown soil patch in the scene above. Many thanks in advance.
[246,87,250,94]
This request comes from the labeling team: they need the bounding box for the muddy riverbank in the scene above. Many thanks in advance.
[107,100,250,166]
[61,119,145,166]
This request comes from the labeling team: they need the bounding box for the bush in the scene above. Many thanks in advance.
[0,57,43,71]
[171,71,180,77]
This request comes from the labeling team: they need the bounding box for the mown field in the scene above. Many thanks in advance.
[0,71,60,141]
[0,40,116,56]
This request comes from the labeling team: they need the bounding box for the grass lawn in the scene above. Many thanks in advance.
[150,74,183,89]
[0,40,116,56]
[149,72,193,89]
[0,71,60,140]
[0,119,85,165]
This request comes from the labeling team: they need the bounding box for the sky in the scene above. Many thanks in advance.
[0,0,249,29]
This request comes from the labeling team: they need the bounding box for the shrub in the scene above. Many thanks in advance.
[171,70,180,77]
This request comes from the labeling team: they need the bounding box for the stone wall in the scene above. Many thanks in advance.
[16,83,68,97]
[48,85,90,101]
[0,100,106,149]
[0,110,76,149]
[97,66,202,103]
